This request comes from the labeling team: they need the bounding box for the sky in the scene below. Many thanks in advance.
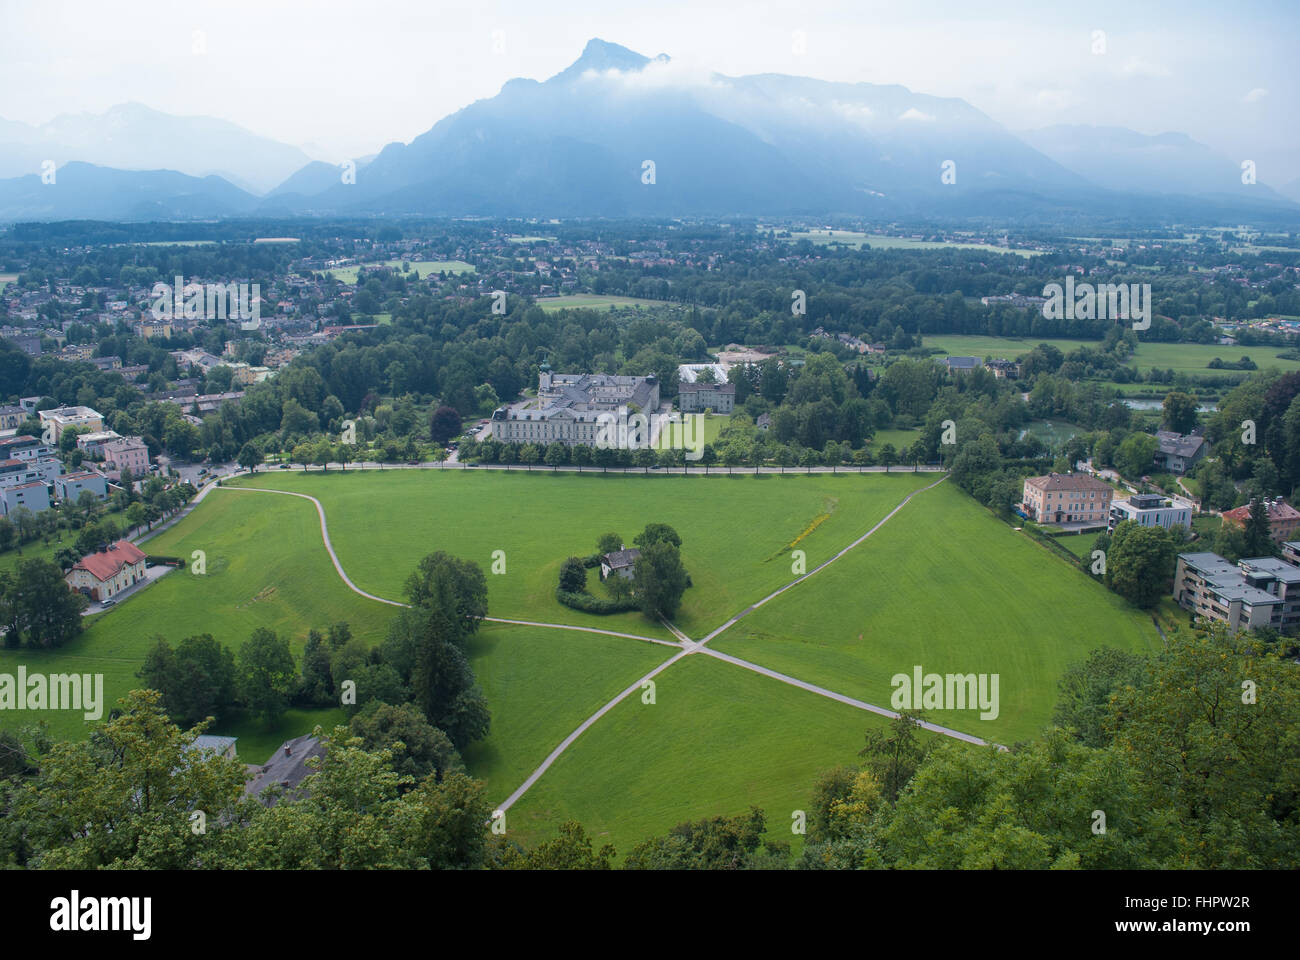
[1,0,1296,182]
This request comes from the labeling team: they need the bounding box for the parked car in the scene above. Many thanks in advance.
[101,599,116,607]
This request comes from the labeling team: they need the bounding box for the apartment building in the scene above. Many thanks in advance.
[1020,472,1114,526]
[1174,551,1300,632]
[38,405,104,442]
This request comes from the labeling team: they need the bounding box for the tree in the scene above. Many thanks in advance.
[1162,391,1200,434]
[429,406,462,444]
[349,700,463,784]
[138,633,237,727]
[1052,647,1148,748]
[625,808,771,870]
[500,820,615,870]
[15,558,86,647]
[633,540,688,620]
[8,690,246,869]
[1243,498,1274,557]
[403,552,488,646]
[237,441,262,473]
[633,523,682,551]
[558,556,587,593]
[859,711,932,803]
[596,532,623,555]
[1115,432,1158,479]
[236,628,296,723]
[298,630,335,706]
[1104,520,1176,608]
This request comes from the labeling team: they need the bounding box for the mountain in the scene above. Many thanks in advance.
[0,162,258,221]
[292,38,1090,218]
[0,103,313,194]
[1020,124,1291,202]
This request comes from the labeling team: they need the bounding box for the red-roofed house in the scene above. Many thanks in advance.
[66,540,147,601]
[1221,498,1300,543]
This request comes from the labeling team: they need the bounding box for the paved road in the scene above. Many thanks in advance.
[200,471,1001,819]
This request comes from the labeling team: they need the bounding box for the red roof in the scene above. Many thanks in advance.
[71,540,146,582]
[1222,499,1300,526]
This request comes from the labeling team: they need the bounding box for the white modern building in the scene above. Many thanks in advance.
[1109,493,1192,531]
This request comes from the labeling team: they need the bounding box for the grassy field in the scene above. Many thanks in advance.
[868,428,921,452]
[1022,419,1088,448]
[463,623,668,803]
[787,231,1042,257]
[0,273,17,293]
[925,334,1300,375]
[654,413,728,450]
[232,470,936,641]
[326,260,475,284]
[535,294,668,312]
[0,489,397,749]
[503,652,893,856]
[712,481,1160,744]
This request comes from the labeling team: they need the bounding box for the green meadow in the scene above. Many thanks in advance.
[787,231,1041,257]
[503,652,893,856]
[231,469,936,640]
[326,260,475,284]
[535,294,668,312]
[463,623,668,802]
[712,481,1160,744]
[0,489,396,751]
[925,334,1300,375]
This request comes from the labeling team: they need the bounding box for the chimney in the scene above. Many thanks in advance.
[284,745,291,757]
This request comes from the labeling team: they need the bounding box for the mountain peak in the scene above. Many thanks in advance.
[549,38,651,83]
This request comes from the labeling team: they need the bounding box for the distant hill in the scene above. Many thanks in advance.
[0,162,258,221]
[0,103,313,194]
[1020,124,1291,203]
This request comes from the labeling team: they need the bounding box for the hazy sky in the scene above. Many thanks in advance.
[2,0,1296,181]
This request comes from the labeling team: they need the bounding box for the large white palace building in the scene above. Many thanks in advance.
[489,370,662,447]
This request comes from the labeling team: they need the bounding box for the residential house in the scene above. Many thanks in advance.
[66,540,147,602]
[678,381,735,414]
[0,405,26,430]
[55,470,108,502]
[1221,498,1300,543]
[102,436,151,478]
[1153,431,1208,474]
[600,548,640,581]
[944,356,981,374]
[1020,472,1114,526]
[244,734,326,806]
[0,481,50,517]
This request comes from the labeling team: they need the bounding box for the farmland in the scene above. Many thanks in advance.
[787,230,1043,257]
[924,334,1300,375]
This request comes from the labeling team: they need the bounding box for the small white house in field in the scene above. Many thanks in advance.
[600,548,640,581]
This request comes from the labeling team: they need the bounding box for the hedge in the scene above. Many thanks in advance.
[555,588,640,615]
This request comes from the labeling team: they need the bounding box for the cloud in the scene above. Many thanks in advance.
[1243,87,1268,103]
[897,107,933,121]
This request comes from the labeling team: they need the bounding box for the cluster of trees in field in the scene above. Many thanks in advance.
[558,525,690,620]
[0,558,87,649]
[3,620,1292,869]
[139,550,490,746]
